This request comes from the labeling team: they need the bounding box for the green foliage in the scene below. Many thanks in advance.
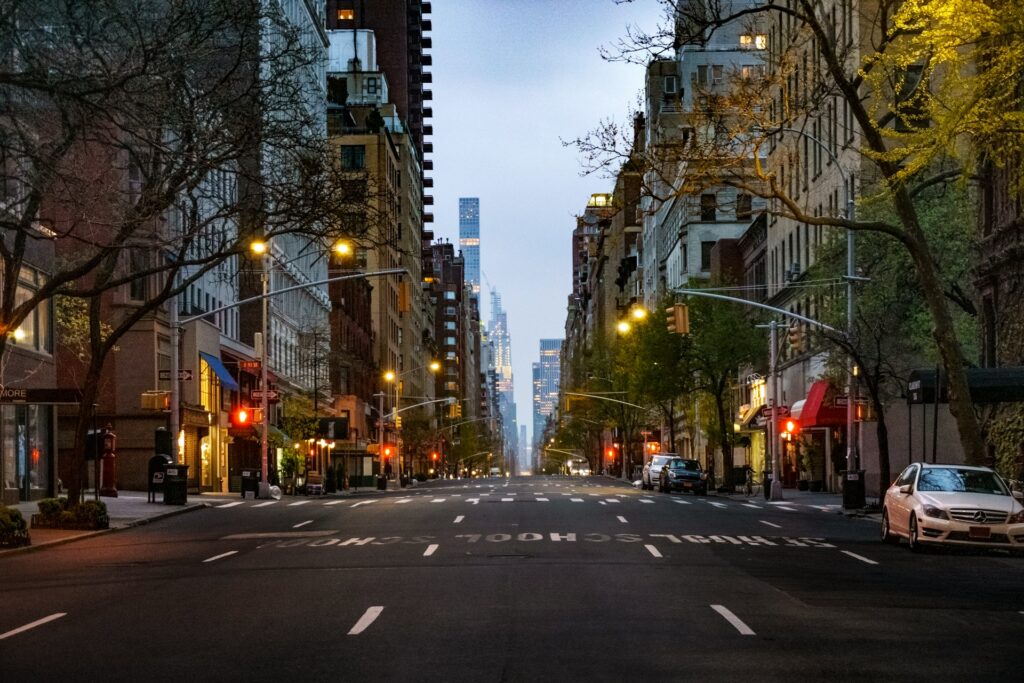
[279,394,320,448]
[0,507,27,532]
[35,497,108,529]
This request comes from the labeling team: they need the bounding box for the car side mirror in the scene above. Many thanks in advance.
[1012,490,1023,502]
[898,484,912,495]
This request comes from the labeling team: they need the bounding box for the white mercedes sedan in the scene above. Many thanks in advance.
[881,463,1024,552]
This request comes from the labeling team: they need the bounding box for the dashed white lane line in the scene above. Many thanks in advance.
[351,500,376,508]
[673,499,692,505]
[711,605,755,636]
[599,501,607,506]
[644,544,663,558]
[217,501,244,508]
[0,613,66,641]
[617,516,628,524]
[431,498,446,503]
[468,498,480,505]
[203,551,238,563]
[537,497,549,502]
[640,499,655,504]
[348,607,384,635]
[570,498,584,503]
[288,500,311,507]
[710,502,727,508]
[742,503,762,509]
[841,550,879,566]
[293,520,313,529]
[395,498,413,504]
[252,501,277,508]
[777,506,798,512]
[605,499,621,504]
[759,520,782,529]
[502,497,514,502]
[423,544,439,557]
[454,515,464,524]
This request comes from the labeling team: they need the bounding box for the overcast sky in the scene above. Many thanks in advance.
[430,0,665,448]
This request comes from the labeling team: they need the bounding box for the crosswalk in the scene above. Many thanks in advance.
[207,494,842,514]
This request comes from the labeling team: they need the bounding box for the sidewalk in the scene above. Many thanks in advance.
[2,489,208,556]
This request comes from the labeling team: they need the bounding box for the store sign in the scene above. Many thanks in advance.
[0,388,82,404]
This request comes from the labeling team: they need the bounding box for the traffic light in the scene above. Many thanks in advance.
[606,448,615,460]
[382,445,394,459]
[782,418,800,441]
[665,303,690,335]
[431,452,439,461]
[230,407,251,428]
[646,442,659,454]
[787,324,804,353]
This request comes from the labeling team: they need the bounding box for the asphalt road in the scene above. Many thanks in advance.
[2,475,1022,682]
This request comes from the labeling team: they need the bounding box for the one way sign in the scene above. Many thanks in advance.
[159,370,193,381]
[251,389,279,402]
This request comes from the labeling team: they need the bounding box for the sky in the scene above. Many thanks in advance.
[430,0,665,447]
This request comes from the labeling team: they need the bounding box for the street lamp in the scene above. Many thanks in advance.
[250,239,272,497]
[382,362,442,487]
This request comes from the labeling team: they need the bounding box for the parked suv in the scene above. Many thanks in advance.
[642,454,677,490]
[659,457,708,495]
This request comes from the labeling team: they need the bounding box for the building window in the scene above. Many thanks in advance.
[736,194,752,220]
[340,145,365,170]
[740,34,768,49]
[337,9,354,21]
[444,336,456,346]
[700,194,717,221]
[444,291,456,300]
[444,321,456,331]
[701,241,715,271]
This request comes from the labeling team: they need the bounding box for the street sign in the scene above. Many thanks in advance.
[239,360,261,371]
[834,396,850,407]
[759,405,789,418]
[159,370,193,381]
[251,389,279,401]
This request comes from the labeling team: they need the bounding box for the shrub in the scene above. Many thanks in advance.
[37,497,65,518]
[415,472,428,482]
[0,507,30,547]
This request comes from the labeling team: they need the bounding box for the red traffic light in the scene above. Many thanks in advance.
[431,452,439,461]
[231,407,251,427]
[785,419,798,433]
[382,445,394,458]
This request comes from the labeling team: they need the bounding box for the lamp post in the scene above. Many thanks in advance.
[250,240,272,497]
[384,361,441,487]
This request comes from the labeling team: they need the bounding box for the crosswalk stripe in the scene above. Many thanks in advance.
[252,501,277,508]
[288,500,311,506]
[570,498,584,502]
[217,501,244,508]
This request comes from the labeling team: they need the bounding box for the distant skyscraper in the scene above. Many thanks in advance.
[459,197,480,294]
[533,339,561,451]
[487,287,516,453]
[519,425,528,473]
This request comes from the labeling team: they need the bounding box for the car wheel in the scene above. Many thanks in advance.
[881,509,898,545]
[908,513,923,552]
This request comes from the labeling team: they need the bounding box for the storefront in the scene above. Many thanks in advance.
[0,389,78,504]
[791,380,847,492]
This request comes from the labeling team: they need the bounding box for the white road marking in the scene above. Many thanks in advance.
[711,605,755,636]
[423,544,439,557]
[617,516,628,524]
[293,520,313,529]
[217,501,244,508]
[348,606,384,635]
[454,515,464,524]
[673,499,691,505]
[0,613,67,641]
[644,544,663,558]
[395,498,412,504]
[841,550,879,566]
[203,551,238,563]
[599,501,606,506]
[759,520,782,529]
[589,493,599,497]
[289,500,311,507]
[710,502,727,508]
[502,497,514,502]
[605,499,621,504]
[640,499,654,504]
[252,501,277,508]
[468,498,480,505]
[351,500,376,508]
[742,503,762,509]
[777,506,798,512]
[537,497,549,502]
[570,498,584,502]
[431,499,446,503]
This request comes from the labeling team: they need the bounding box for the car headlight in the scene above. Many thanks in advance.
[699,473,708,481]
[1009,508,1024,524]
[922,504,948,520]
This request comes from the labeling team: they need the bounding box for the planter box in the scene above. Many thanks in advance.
[797,480,810,491]
[31,514,109,531]
[0,530,31,548]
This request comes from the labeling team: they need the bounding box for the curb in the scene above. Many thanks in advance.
[0,502,207,558]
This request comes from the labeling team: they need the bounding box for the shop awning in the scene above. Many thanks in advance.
[799,380,847,428]
[907,367,1024,404]
[736,403,763,431]
[199,351,239,391]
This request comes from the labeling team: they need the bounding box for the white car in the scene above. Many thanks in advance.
[881,463,1024,552]
[641,454,677,491]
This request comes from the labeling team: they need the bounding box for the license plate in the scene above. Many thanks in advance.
[683,482,692,488]
[969,526,991,539]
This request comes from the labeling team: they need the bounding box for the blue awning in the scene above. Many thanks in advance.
[199,352,239,391]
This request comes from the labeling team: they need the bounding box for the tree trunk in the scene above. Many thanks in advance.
[65,360,103,506]
[892,190,986,464]
[714,391,732,490]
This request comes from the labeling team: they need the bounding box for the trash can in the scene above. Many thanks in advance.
[164,464,189,505]
[376,475,387,490]
[842,470,866,510]
[240,468,261,498]
[763,470,773,500]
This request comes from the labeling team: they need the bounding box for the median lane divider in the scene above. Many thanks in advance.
[711,605,756,636]
[0,613,67,641]
[348,607,384,635]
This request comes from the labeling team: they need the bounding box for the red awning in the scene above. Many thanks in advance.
[800,380,847,428]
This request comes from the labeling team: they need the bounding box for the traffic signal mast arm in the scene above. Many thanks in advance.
[671,288,843,336]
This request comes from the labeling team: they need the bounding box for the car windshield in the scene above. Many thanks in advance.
[651,457,671,467]
[916,468,1008,495]
[668,459,699,471]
